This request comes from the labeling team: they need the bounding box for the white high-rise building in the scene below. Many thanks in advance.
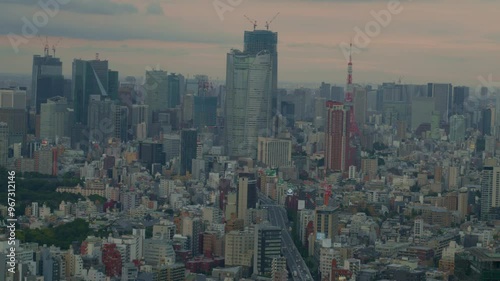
[31,202,39,218]
[481,166,500,220]
[40,96,71,141]
[225,50,272,159]
[449,115,465,143]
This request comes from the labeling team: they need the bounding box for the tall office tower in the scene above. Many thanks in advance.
[320,82,331,99]
[314,206,339,240]
[353,87,367,126]
[0,88,26,109]
[481,108,493,136]
[325,101,349,172]
[254,224,282,277]
[87,98,113,141]
[315,97,327,125]
[193,96,217,128]
[449,115,466,143]
[180,129,197,175]
[182,94,194,126]
[40,96,71,141]
[32,53,64,113]
[225,50,272,159]
[431,111,441,140]
[244,29,278,114]
[331,86,344,102]
[480,166,500,221]
[257,137,292,168]
[427,83,452,122]
[163,133,181,162]
[271,256,287,281]
[112,103,128,141]
[0,89,27,144]
[452,86,469,115]
[72,58,117,125]
[130,104,149,138]
[280,101,295,128]
[108,70,119,100]
[145,70,168,113]
[0,122,8,166]
[138,141,165,168]
[237,173,257,224]
[167,73,181,109]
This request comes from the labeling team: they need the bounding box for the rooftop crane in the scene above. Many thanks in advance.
[52,37,63,57]
[244,15,257,30]
[265,12,280,30]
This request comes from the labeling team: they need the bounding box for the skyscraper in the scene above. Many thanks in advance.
[452,86,469,115]
[32,54,64,114]
[40,96,72,141]
[449,115,465,143]
[428,83,453,122]
[225,50,272,159]
[167,73,181,109]
[72,58,117,125]
[193,96,217,128]
[180,129,197,175]
[145,70,168,114]
[480,166,500,220]
[244,30,278,108]
[325,101,349,172]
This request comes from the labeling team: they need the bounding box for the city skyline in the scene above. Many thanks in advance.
[0,0,499,87]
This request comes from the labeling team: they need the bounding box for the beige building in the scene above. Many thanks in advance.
[224,230,254,268]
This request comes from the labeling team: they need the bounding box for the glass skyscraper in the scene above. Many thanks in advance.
[225,50,272,159]
[72,59,118,125]
[244,30,278,114]
[32,54,64,114]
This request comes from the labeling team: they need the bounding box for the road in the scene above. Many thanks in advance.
[259,193,313,281]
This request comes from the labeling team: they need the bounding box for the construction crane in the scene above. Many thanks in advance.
[52,37,63,57]
[36,35,50,56]
[265,12,280,30]
[244,15,257,30]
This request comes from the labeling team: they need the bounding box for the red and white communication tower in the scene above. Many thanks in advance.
[343,43,360,171]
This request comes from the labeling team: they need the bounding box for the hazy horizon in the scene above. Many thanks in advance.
[1,0,499,89]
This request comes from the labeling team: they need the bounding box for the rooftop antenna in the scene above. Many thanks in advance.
[265,12,280,30]
[244,15,257,30]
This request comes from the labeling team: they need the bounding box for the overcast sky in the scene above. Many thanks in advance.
[0,0,498,87]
